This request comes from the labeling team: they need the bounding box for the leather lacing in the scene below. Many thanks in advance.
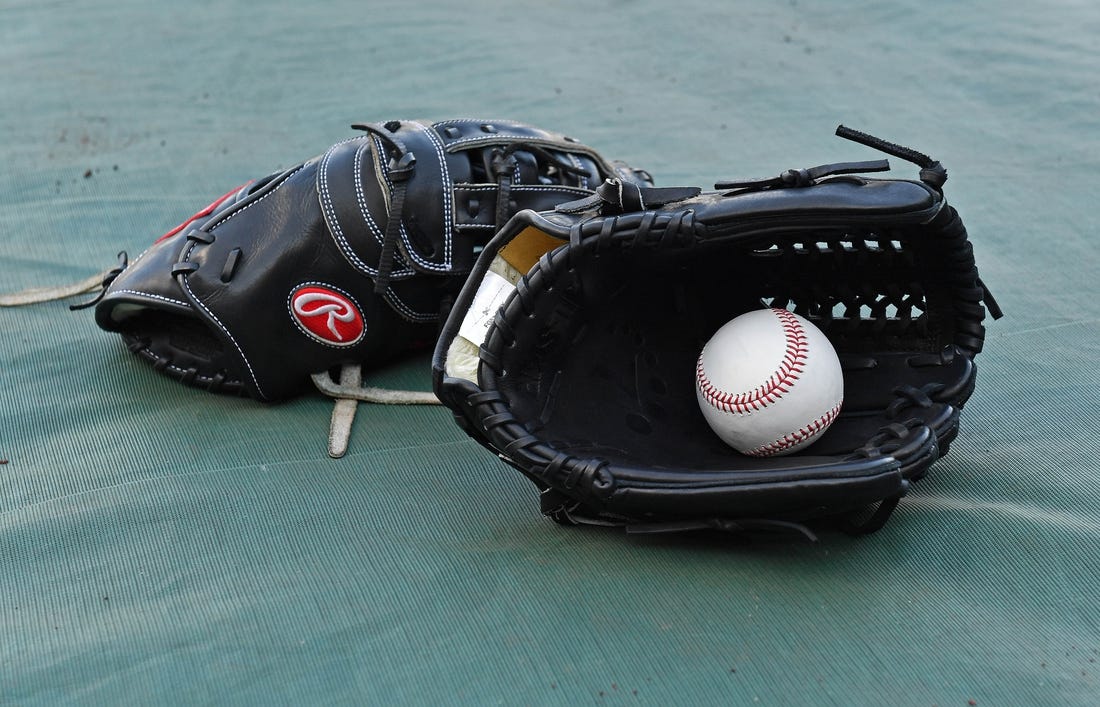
[67,251,129,311]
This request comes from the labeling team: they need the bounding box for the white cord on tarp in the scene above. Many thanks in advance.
[311,364,441,459]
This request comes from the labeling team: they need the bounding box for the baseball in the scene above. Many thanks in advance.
[695,308,844,457]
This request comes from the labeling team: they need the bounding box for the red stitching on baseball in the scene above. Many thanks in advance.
[744,401,843,458]
[696,309,808,414]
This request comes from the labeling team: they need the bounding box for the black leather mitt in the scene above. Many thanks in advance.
[432,127,1002,536]
[90,119,651,402]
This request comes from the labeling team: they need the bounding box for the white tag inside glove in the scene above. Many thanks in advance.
[446,225,565,383]
[447,267,518,383]
[457,269,516,346]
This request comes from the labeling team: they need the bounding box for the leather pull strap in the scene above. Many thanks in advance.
[715,159,891,191]
[373,152,416,295]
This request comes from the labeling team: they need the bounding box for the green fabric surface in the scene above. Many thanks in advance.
[2,0,1097,704]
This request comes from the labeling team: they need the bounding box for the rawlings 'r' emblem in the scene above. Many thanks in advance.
[289,284,365,346]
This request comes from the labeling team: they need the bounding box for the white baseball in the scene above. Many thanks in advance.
[695,308,844,457]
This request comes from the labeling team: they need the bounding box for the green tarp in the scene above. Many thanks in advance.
[2,1,1097,703]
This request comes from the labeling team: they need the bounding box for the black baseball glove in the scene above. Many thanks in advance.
[88,119,651,404]
[432,127,1001,536]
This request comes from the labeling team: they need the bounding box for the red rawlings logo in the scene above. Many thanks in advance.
[290,285,365,346]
